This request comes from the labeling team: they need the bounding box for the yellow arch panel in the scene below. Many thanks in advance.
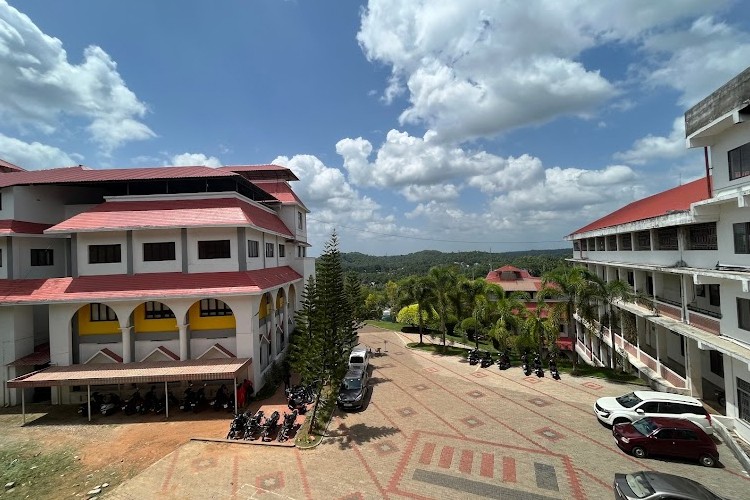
[78,304,119,335]
[134,303,178,333]
[188,302,236,331]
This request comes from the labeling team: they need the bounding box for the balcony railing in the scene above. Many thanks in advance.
[687,303,722,319]
[655,295,682,308]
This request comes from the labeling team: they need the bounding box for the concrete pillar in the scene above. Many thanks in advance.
[121,326,133,363]
[269,299,278,359]
[685,337,703,398]
[178,323,189,360]
[655,325,667,376]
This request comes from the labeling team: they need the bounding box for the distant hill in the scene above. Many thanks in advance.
[341,248,571,284]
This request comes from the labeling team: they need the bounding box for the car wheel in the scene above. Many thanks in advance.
[612,418,629,426]
[699,454,716,467]
[632,447,647,459]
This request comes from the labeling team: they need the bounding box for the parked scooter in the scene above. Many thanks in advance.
[260,411,280,442]
[521,351,531,376]
[78,392,103,416]
[548,354,560,380]
[480,351,494,368]
[277,409,298,442]
[211,384,230,411]
[100,393,121,416]
[227,412,248,440]
[122,388,142,415]
[152,391,179,414]
[533,353,544,378]
[180,384,196,412]
[497,349,511,370]
[468,349,481,365]
[191,384,207,413]
[139,386,158,415]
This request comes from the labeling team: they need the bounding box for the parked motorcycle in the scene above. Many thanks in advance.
[191,384,207,413]
[139,386,158,415]
[468,349,481,366]
[122,388,143,416]
[152,391,179,414]
[100,393,121,416]
[533,353,544,378]
[277,410,298,442]
[521,351,531,376]
[227,412,248,440]
[548,354,560,380]
[286,382,316,414]
[715,389,726,407]
[480,351,494,368]
[211,384,230,411]
[180,384,196,412]
[78,392,103,416]
[260,411,280,442]
[497,350,511,370]
[244,410,265,440]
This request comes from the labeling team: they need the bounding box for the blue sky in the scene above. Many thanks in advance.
[1,1,749,256]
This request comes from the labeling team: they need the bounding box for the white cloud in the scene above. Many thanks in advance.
[400,183,460,203]
[0,133,77,169]
[169,153,223,168]
[357,0,720,142]
[614,117,686,165]
[0,2,155,152]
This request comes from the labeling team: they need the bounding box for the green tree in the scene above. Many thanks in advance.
[487,285,527,351]
[344,273,368,324]
[427,265,459,349]
[585,271,634,369]
[543,265,587,370]
[384,280,399,307]
[396,304,433,326]
[289,231,358,431]
[397,276,435,344]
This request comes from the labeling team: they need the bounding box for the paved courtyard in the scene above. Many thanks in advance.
[109,326,750,499]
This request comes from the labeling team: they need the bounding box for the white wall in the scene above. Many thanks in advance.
[719,280,750,345]
[13,236,68,279]
[186,227,238,273]
[716,203,750,266]
[13,185,104,224]
[710,120,750,196]
[79,342,122,363]
[245,228,265,271]
[132,229,182,274]
[77,232,128,276]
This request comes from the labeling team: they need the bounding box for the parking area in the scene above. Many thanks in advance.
[109,325,750,499]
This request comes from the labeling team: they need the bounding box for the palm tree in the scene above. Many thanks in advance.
[427,265,459,348]
[457,277,488,344]
[543,266,588,370]
[584,270,634,370]
[396,276,435,345]
[523,286,559,355]
[486,284,527,351]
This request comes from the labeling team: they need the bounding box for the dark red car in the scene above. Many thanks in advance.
[613,416,719,467]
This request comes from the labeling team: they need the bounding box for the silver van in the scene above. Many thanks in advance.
[348,345,371,371]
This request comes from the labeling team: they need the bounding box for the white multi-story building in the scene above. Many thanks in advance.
[0,160,314,407]
[565,67,750,442]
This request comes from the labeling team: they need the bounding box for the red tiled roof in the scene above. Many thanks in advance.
[254,180,308,209]
[0,267,302,305]
[7,358,251,388]
[6,344,50,367]
[143,346,180,362]
[0,165,238,188]
[85,348,124,364]
[569,177,711,236]
[46,197,293,237]
[220,164,299,182]
[0,158,26,172]
[485,266,541,292]
[0,220,54,235]
[199,343,236,359]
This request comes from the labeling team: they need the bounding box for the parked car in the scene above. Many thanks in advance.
[337,368,369,410]
[613,471,725,500]
[595,390,713,434]
[348,345,372,371]
[612,417,719,467]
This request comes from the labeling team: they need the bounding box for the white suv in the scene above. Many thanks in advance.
[594,391,713,434]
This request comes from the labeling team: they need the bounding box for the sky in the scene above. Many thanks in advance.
[1,1,749,256]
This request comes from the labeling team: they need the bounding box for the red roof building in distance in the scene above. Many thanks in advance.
[485,265,542,295]
[568,177,710,237]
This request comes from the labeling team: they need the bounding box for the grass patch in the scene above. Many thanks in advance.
[562,363,647,384]
[365,320,407,331]
[0,442,80,497]
[407,342,470,356]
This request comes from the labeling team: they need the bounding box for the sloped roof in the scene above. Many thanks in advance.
[46,197,293,237]
[254,180,308,210]
[6,344,50,367]
[0,220,54,235]
[485,265,541,292]
[142,346,180,362]
[85,348,124,364]
[0,165,238,188]
[0,158,26,172]
[0,267,302,305]
[569,178,710,236]
[220,164,298,182]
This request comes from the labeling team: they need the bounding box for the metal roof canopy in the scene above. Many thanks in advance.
[7,357,251,388]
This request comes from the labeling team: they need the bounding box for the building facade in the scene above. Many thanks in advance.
[565,67,750,442]
[0,161,314,406]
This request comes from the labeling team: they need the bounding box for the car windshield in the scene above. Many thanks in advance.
[615,392,643,408]
[350,356,364,364]
[624,473,654,499]
[341,378,362,391]
[631,418,658,436]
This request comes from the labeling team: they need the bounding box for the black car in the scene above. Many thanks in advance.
[337,368,369,410]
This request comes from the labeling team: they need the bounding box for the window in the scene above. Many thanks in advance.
[144,301,175,319]
[265,242,274,257]
[710,350,724,377]
[0,248,2,267]
[606,235,617,251]
[0,192,3,210]
[199,298,232,317]
[248,240,259,258]
[89,244,121,264]
[734,222,750,254]
[658,402,684,414]
[655,429,675,440]
[620,233,632,251]
[626,271,634,287]
[639,402,659,413]
[30,248,53,266]
[297,211,303,230]
[198,240,230,259]
[674,429,698,440]
[596,237,605,251]
[687,223,717,250]
[143,242,175,262]
[635,231,651,251]
[738,298,750,331]
[646,276,654,296]
[90,303,116,321]
[738,378,750,422]
[573,240,580,251]
[656,227,678,250]
[297,246,306,258]
[729,142,750,181]
[709,284,720,307]
[278,244,285,257]
[696,285,705,297]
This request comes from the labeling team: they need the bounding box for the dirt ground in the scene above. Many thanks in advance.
[0,390,287,499]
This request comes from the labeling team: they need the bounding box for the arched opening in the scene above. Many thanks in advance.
[134,301,179,362]
[72,303,121,365]
[258,293,273,371]
[185,298,237,361]
[276,289,286,352]
[288,284,297,331]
